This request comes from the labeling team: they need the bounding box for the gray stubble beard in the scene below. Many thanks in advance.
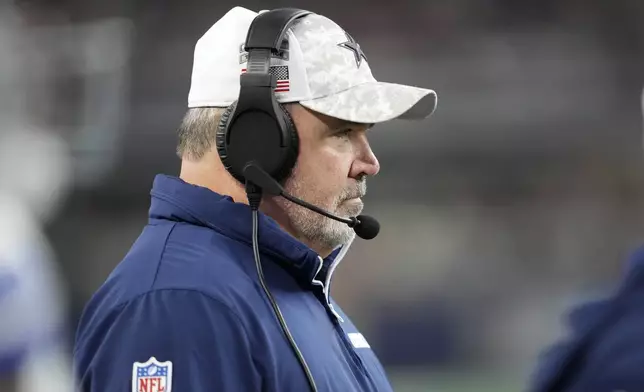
[282,177,367,252]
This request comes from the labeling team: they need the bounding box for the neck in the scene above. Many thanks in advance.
[179,154,334,257]
[260,200,335,258]
[179,156,248,204]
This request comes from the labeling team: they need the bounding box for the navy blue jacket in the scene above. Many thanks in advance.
[529,246,644,392]
[73,174,393,392]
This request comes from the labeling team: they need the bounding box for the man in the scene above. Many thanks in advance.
[73,6,437,391]
[0,85,76,392]
[527,246,644,392]
[0,77,75,392]
[0,3,75,391]
[527,91,644,392]
[0,186,73,392]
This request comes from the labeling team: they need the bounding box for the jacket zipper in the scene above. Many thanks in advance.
[331,316,379,391]
[310,258,377,390]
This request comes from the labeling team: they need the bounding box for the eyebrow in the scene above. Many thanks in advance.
[329,121,375,131]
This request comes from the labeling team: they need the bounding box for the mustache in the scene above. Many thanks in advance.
[342,178,367,200]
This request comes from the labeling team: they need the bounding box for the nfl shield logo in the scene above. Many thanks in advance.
[132,357,173,392]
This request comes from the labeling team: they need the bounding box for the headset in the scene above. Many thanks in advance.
[215,8,311,186]
[214,8,319,392]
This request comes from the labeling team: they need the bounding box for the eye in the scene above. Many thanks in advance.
[334,128,353,138]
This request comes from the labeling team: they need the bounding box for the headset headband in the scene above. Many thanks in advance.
[242,8,312,76]
[245,8,312,51]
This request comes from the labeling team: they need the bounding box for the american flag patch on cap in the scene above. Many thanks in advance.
[240,66,290,93]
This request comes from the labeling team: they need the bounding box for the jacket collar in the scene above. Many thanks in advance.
[148,174,347,289]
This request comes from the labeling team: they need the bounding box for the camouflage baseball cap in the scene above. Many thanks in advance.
[188,6,437,123]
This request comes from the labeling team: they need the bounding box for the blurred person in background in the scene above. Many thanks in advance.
[0,1,76,391]
[73,6,436,392]
[0,132,74,392]
[527,89,644,392]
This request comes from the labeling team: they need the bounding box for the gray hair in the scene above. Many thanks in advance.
[176,104,299,161]
[176,107,227,161]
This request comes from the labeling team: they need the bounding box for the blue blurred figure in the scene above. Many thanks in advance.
[0,187,72,392]
[0,2,75,390]
[528,91,644,392]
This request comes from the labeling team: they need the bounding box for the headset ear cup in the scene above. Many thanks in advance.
[215,102,238,176]
[272,103,300,183]
[215,101,298,185]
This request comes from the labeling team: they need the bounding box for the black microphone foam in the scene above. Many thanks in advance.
[353,215,380,240]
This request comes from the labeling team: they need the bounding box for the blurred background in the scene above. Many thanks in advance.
[3,0,644,390]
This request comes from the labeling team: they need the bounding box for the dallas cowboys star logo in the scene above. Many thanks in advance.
[338,31,367,68]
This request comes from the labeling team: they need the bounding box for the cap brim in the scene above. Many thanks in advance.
[298,81,437,124]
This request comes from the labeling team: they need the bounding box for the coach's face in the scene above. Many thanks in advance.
[276,104,380,255]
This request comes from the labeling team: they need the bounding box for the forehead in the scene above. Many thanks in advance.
[290,104,373,131]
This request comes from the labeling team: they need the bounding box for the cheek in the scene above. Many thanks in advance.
[299,144,349,178]
[292,150,350,202]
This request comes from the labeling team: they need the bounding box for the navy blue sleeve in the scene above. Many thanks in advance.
[572,302,644,392]
[75,289,262,392]
[528,295,644,392]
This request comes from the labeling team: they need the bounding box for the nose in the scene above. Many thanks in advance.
[350,137,380,178]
